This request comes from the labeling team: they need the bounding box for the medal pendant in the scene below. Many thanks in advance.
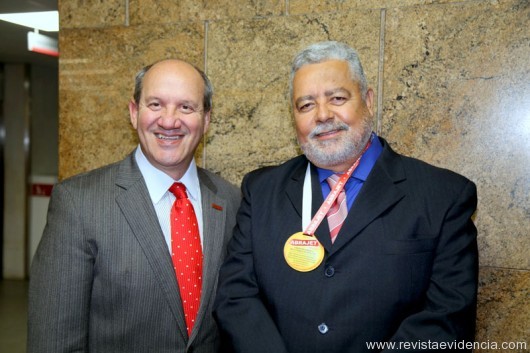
[283,232,325,272]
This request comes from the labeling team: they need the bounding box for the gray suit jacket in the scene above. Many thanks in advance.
[28,152,240,353]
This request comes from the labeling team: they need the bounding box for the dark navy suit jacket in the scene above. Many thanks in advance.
[214,137,478,353]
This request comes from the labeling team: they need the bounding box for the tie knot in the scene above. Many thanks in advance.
[326,174,341,188]
[169,182,188,200]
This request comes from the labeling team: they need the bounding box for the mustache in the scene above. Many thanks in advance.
[308,122,349,139]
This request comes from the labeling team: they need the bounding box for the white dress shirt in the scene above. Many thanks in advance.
[134,146,204,251]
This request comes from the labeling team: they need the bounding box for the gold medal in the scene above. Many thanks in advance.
[284,232,325,272]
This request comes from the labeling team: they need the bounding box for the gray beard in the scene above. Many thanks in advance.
[300,119,373,170]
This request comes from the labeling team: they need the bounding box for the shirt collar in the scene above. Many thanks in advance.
[134,146,201,203]
[317,132,383,184]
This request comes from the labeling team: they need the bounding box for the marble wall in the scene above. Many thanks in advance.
[58,0,529,351]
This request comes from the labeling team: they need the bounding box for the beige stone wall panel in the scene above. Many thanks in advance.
[128,0,285,24]
[382,0,530,269]
[476,267,529,352]
[59,0,126,29]
[289,0,464,16]
[206,11,380,184]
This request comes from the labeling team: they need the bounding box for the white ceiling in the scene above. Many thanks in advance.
[0,0,58,67]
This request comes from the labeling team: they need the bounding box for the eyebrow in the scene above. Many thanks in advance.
[324,87,350,98]
[141,95,163,103]
[294,87,350,106]
[294,95,314,106]
[143,96,200,107]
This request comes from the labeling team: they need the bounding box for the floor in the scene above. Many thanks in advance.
[0,279,28,353]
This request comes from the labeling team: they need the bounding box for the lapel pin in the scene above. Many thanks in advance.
[211,203,223,211]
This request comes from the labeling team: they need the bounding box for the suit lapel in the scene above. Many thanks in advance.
[114,154,188,339]
[285,158,308,219]
[190,169,227,342]
[285,158,334,252]
[330,141,406,253]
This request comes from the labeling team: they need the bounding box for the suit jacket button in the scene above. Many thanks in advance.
[318,323,329,334]
[325,266,335,277]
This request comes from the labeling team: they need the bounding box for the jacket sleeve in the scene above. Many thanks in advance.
[384,179,478,352]
[213,173,289,353]
[28,182,93,353]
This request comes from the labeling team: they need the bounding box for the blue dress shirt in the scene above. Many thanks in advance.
[317,133,383,211]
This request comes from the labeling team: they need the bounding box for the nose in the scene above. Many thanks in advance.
[315,102,333,122]
[158,106,182,129]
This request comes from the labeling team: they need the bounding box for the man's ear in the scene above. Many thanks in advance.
[203,111,211,134]
[365,88,375,117]
[128,99,139,129]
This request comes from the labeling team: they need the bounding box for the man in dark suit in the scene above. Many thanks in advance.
[214,41,478,352]
[28,59,240,353]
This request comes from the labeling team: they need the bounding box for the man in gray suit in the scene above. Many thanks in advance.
[28,59,240,353]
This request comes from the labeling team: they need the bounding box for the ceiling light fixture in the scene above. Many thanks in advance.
[0,10,59,32]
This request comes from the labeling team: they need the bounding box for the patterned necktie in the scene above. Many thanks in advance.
[169,182,203,337]
[326,174,348,243]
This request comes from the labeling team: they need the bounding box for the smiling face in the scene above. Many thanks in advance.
[292,59,375,173]
[129,60,210,180]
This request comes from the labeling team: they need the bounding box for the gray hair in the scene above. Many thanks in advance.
[133,60,213,113]
[289,41,369,101]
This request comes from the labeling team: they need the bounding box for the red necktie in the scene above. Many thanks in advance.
[169,182,203,336]
[326,174,348,243]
